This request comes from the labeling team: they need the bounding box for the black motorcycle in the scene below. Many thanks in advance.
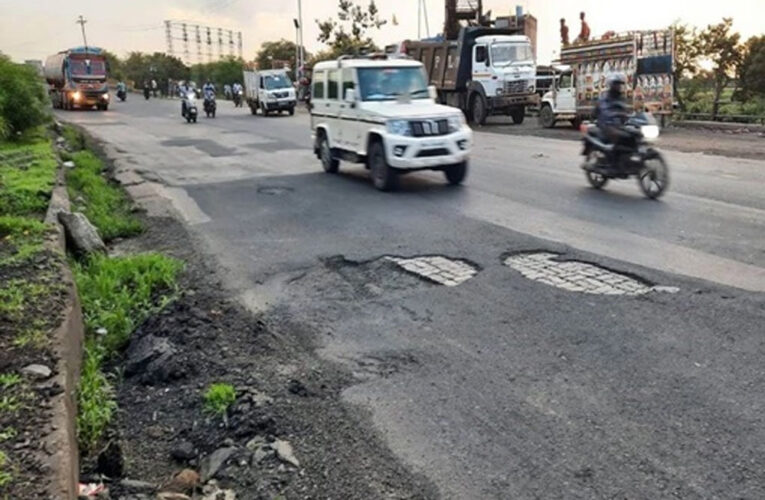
[117,88,127,102]
[204,94,217,118]
[581,112,669,199]
[143,87,151,100]
[182,93,198,123]
[233,90,243,108]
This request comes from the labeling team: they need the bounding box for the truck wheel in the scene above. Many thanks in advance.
[510,107,525,125]
[250,104,257,115]
[470,94,487,126]
[261,103,270,116]
[369,141,398,191]
[539,104,555,128]
[289,106,295,116]
[319,134,339,174]
[444,161,468,185]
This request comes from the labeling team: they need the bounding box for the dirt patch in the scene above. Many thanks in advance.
[97,215,438,499]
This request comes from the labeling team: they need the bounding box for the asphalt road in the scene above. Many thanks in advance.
[60,98,765,499]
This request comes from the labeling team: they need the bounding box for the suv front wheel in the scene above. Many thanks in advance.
[320,134,339,173]
[444,161,468,185]
[369,141,398,191]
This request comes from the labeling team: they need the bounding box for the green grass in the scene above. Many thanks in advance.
[0,216,49,267]
[0,428,16,443]
[13,319,48,349]
[0,140,57,217]
[66,150,143,241]
[76,343,116,454]
[0,374,21,390]
[0,279,51,322]
[61,125,85,151]
[203,383,236,415]
[74,252,182,454]
[73,253,182,355]
[0,449,12,487]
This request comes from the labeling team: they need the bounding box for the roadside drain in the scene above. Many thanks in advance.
[504,252,678,296]
[387,256,478,287]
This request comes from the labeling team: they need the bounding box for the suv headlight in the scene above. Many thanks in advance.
[386,120,411,136]
[447,114,466,133]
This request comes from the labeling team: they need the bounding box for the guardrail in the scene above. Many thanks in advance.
[674,112,765,125]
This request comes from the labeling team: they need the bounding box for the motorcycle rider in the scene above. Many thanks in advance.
[180,81,193,116]
[232,82,243,105]
[116,81,127,100]
[595,73,630,167]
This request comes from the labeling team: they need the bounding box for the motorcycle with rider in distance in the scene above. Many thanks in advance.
[580,111,669,199]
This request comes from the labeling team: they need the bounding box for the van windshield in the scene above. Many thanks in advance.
[358,67,429,101]
[264,74,292,90]
[491,43,534,66]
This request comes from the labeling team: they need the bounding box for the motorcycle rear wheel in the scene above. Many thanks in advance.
[583,151,609,189]
[638,154,669,199]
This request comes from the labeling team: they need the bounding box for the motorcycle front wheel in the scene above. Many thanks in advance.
[638,154,669,199]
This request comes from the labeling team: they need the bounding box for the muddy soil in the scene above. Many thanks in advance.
[96,214,438,500]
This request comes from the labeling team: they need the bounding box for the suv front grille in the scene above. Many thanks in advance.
[416,148,450,158]
[410,119,449,137]
[503,79,528,94]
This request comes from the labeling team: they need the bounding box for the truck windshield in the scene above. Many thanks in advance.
[358,67,429,101]
[491,43,533,67]
[69,59,106,77]
[264,75,292,90]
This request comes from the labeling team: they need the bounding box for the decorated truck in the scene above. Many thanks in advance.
[44,46,110,111]
[539,30,674,128]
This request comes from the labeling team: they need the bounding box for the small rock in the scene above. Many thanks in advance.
[63,160,76,168]
[287,379,309,397]
[170,441,196,461]
[56,136,66,144]
[96,327,108,336]
[200,447,237,483]
[21,364,52,380]
[160,469,199,494]
[119,479,156,493]
[58,211,106,256]
[222,438,234,447]
[252,447,272,464]
[271,439,300,468]
[144,425,164,439]
[245,436,266,452]
[200,481,236,500]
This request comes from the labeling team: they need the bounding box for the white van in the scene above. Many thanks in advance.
[243,69,297,116]
[310,55,473,191]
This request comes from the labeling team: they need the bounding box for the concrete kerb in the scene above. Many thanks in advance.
[42,142,85,500]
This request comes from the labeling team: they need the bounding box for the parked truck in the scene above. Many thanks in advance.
[243,69,297,116]
[539,30,674,128]
[44,46,110,111]
[402,27,538,125]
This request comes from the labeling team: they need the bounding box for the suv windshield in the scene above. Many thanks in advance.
[491,43,534,67]
[358,67,429,101]
[264,74,292,90]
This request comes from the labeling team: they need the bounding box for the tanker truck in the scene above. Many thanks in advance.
[44,47,110,111]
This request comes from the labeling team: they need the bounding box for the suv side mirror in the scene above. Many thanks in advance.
[344,88,357,103]
[428,85,438,100]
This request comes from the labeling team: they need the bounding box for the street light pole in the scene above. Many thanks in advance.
[297,0,303,79]
[76,15,88,51]
[293,18,300,80]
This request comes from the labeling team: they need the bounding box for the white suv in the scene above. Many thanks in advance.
[310,56,473,191]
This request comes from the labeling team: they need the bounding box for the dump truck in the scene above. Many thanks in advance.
[539,30,674,128]
[44,46,110,110]
[402,27,538,125]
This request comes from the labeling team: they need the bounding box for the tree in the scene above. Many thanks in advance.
[696,18,742,118]
[670,22,701,111]
[255,39,311,78]
[737,35,765,99]
[190,56,245,89]
[0,54,49,140]
[121,52,189,91]
[102,50,124,81]
[316,0,387,57]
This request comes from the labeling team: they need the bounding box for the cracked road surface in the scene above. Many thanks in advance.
[61,100,765,498]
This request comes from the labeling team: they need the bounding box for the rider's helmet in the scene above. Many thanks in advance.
[606,73,626,100]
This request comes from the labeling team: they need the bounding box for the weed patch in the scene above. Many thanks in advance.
[0,140,57,217]
[61,125,85,151]
[204,383,236,415]
[66,150,142,241]
[76,343,116,454]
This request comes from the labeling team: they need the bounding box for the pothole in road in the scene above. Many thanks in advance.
[387,256,479,287]
[504,252,679,296]
[257,186,294,196]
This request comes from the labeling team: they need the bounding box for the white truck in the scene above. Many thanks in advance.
[402,27,538,125]
[242,69,297,116]
[310,55,473,191]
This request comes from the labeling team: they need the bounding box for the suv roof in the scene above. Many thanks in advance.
[313,57,423,71]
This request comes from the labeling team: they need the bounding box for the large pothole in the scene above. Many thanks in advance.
[504,252,678,296]
[387,256,479,287]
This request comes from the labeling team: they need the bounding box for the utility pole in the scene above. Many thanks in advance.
[293,19,300,80]
[76,15,88,50]
[297,0,304,80]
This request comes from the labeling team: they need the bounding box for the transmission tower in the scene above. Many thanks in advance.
[164,21,243,64]
[165,20,174,56]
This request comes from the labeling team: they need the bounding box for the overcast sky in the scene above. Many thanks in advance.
[1,0,763,64]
